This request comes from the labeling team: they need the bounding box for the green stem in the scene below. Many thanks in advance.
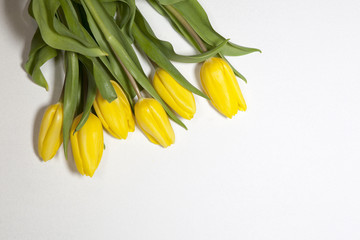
[164,5,207,52]
[118,59,142,99]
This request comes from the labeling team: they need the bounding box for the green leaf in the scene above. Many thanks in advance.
[134,10,228,63]
[115,0,136,40]
[63,51,80,157]
[57,0,117,103]
[145,0,165,14]
[169,0,261,56]
[75,57,97,132]
[147,0,261,56]
[82,0,186,129]
[31,0,107,56]
[103,2,117,17]
[78,54,117,104]
[25,29,57,90]
[133,22,208,99]
[81,1,135,101]
[92,58,118,102]
[148,0,202,51]
[157,0,186,4]
[81,0,142,70]
[28,0,35,18]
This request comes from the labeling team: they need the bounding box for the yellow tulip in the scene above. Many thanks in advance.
[38,103,63,161]
[153,68,196,120]
[200,57,247,118]
[135,98,175,148]
[93,80,135,139]
[70,113,104,177]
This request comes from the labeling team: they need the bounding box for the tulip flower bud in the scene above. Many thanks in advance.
[70,113,104,177]
[93,80,135,139]
[153,68,196,120]
[38,103,63,161]
[135,98,175,148]
[200,57,247,118]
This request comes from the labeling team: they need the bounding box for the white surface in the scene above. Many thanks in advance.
[1,0,360,239]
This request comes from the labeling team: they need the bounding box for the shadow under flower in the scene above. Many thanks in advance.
[3,0,78,175]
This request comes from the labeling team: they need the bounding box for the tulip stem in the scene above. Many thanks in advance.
[164,5,207,53]
[107,43,143,99]
[118,60,142,99]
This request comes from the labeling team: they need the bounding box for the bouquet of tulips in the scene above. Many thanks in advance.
[27,0,260,177]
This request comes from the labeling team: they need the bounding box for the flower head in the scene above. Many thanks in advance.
[200,57,247,118]
[70,113,104,177]
[93,80,135,139]
[135,98,175,148]
[153,68,196,120]
[38,103,63,161]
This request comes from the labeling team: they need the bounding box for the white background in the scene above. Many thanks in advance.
[1,0,360,239]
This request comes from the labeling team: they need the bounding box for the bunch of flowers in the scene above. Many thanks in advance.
[27,0,260,177]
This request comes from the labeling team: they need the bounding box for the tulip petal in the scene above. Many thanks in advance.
[135,99,175,148]
[38,103,63,161]
[153,69,196,120]
[93,81,134,139]
[70,113,104,177]
[222,59,247,112]
[200,58,246,118]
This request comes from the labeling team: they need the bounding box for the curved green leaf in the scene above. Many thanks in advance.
[103,2,117,17]
[58,0,117,102]
[147,0,202,51]
[134,10,228,63]
[83,0,186,129]
[25,29,57,90]
[31,0,107,56]
[169,0,261,56]
[147,0,260,56]
[92,58,118,102]
[133,22,208,99]
[81,2,135,101]
[63,51,80,156]
[81,0,143,70]
[75,57,97,132]
[157,0,186,4]
[115,0,136,40]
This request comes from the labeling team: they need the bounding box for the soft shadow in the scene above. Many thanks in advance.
[32,105,48,161]
[33,104,79,174]
[4,0,39,159]
[66,144,81,175]
[31,56,64,160]
[3,0,68,161]
[3,0,37,70]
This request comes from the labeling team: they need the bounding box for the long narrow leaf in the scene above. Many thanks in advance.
[134,10,228,63]
[133,22,208,99]
[81,2,135,100]
[25,29,57,90]
[63,51,80,156]
[76,56,97,132]
[31,0,107,56]
[83,0,186,129]
[169,0,261,56]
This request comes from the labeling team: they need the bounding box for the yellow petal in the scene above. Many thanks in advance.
[153,68,196,120]
[222,59,247,112]
[38,103,63,161]
[200,57,246,118]
[135,98,175,148]
[70,113,104,177]
[93,80,134,139]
